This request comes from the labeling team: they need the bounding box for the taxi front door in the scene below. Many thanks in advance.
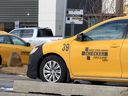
[70,20,127,78]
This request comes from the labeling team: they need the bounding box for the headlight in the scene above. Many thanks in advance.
[30,48,38,54]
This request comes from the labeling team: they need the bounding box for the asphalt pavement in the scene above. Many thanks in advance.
[1,73,128,93]
[0,74,39,92]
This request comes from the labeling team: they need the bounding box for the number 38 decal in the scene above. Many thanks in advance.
[62,43,70,52]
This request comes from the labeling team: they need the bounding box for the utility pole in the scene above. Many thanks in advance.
[116,0,124,16]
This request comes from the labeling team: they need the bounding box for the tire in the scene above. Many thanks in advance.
[0,56,2,69]
[39,55,67,83]
[90,81,106,85]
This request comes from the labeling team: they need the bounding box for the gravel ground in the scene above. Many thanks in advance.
[0,65,27,75]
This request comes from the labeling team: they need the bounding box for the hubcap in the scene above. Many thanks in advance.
[43,60,61,82]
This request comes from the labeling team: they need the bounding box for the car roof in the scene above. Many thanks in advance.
[11,27,52,30]
[12,27,43,30]
[0,31,19,37]
[0,31,29,41]
[81,16,128,33]
[0,31,9,35]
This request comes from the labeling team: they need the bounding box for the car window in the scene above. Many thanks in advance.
[37,28,53,37]
[10,30,21,37]
[84,20,128,41]
[11,36,26,46]
[125,25,128,38]
[20,29,34,38]
[0,36,12,44]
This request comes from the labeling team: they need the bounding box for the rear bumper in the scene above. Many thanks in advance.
[27,45,43,79]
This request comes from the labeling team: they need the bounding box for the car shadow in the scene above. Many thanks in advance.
[73,80,128,87]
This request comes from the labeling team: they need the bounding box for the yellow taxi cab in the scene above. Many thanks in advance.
[0,31,33,66]
[27,16,128,84]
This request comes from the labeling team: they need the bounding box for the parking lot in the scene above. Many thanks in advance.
[1,70,128,96]
[0,0,128,96]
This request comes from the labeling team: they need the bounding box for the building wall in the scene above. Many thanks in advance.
[67,0,102,14]
[124,4,128,15]
[38,0,57,36]
[0,0,38,22]
[0,0,38,32]
[124,0,128,15]
[38,0,66,36]
[56,0,67,36]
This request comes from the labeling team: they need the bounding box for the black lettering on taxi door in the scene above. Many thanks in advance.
[82,47,109,61]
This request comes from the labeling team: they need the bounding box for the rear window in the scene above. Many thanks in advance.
[37,28,53,37]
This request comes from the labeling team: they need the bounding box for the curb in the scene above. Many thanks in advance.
[13,80,128,96]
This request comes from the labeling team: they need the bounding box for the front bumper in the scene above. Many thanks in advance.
[27,45,43,79]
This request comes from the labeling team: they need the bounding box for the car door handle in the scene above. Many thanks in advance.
[110,46,120,48]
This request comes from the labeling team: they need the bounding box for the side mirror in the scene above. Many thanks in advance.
[76,33,84,41]
[25,42,31,47]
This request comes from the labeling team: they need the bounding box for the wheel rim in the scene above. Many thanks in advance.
[43,60,61,82]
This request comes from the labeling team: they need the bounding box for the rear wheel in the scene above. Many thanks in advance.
[40,55,67,83]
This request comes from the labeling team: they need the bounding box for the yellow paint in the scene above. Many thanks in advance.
[43,16,128,82]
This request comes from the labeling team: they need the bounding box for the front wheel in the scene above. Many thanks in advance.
[40,55,67,83]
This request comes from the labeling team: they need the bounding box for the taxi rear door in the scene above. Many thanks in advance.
[10,36,32,64]
[0,35,14,65]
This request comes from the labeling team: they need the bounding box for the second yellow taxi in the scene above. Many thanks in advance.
[0,31,33,66]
